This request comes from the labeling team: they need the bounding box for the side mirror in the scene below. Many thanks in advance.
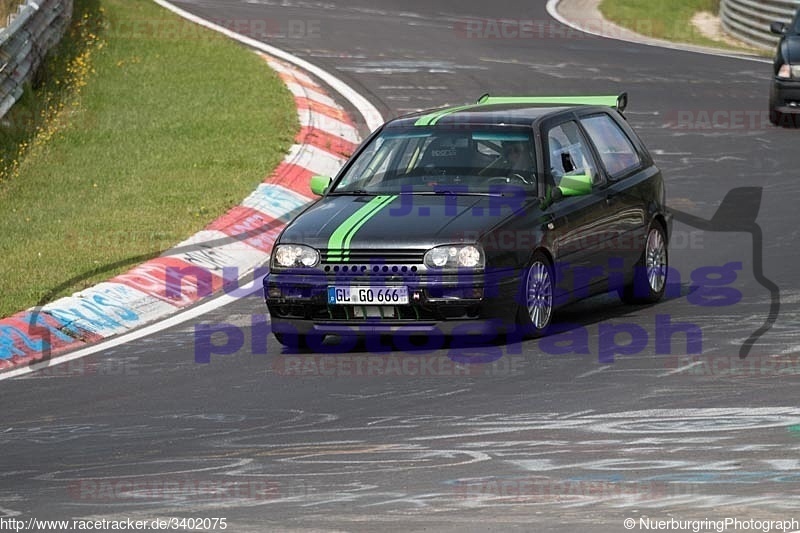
[770,21,787,35]
[539,186,563,211]
[557,174,593,197]
[310,175,332,196]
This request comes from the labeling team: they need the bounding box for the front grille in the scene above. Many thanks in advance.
[322,264,420,276]
[321,248,426,264]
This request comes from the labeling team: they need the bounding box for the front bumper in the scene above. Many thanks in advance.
[771,79,800,114]
[263,268,521,337]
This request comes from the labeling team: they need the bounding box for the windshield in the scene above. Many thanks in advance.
[331,126,538,195]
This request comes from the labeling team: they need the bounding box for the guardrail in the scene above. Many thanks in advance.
[720,0,799,50]
[0,0,72,119]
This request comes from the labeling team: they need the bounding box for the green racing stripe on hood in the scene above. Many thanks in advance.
[326,195,397,261]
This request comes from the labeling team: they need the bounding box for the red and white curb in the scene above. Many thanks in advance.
[0,43,374,375]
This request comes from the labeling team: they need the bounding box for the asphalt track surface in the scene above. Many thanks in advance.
[3,1,800,531]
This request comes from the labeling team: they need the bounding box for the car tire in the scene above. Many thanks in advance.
[516,252,555,339]
[620,223,668,305]
[769,103,780,126]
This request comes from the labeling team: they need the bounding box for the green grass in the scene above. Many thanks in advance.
[0,0,298,317]
[599,0,759,52]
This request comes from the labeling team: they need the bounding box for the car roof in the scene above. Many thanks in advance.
[386,94,627,129]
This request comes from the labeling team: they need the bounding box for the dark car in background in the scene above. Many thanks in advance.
[770,8,800,126]
[263,94,672,349]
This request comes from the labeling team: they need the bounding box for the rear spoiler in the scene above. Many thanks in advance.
[476,93,628,113]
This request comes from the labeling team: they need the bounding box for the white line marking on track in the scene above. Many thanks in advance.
[560,410,595,418]
[576,366,609,379]
[659,361,704,377]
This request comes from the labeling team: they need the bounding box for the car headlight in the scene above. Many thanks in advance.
[777,64,800,80]
[272,244,320,268]
[424,245,484,270]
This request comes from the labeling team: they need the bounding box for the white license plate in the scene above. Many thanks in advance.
[327,286,409,305]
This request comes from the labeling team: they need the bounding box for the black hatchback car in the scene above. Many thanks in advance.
[263,95,672,348]
[770,8,800,125]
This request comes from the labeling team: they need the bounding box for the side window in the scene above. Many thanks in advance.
[546,121,598,186]
[580,114,642,178]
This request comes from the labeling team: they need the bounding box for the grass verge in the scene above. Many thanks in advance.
[0,0,298,317]
[598,0,761,53]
